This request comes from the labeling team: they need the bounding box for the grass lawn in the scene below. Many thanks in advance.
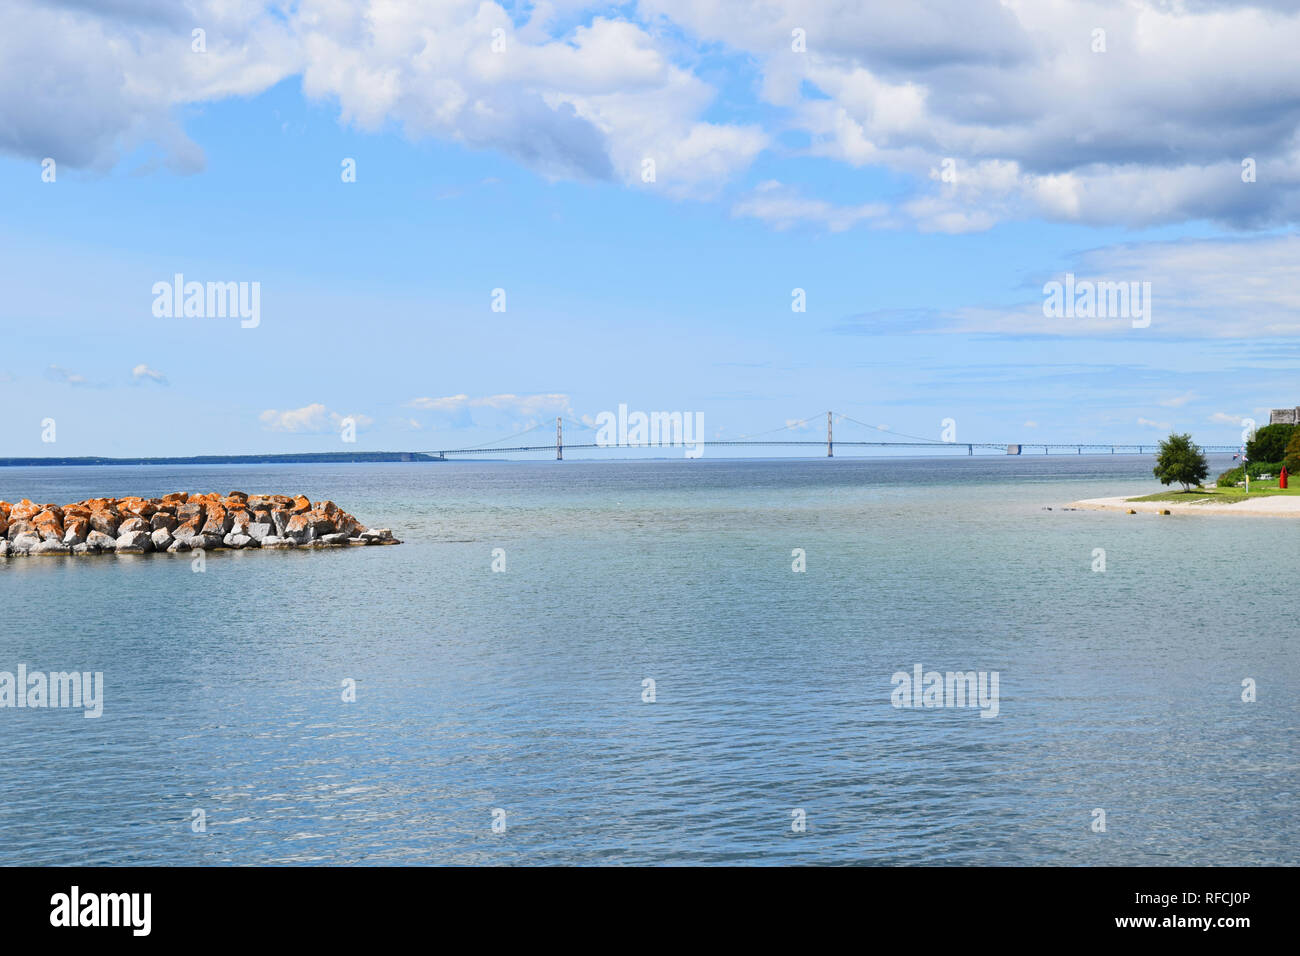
[1128,481,1300,504]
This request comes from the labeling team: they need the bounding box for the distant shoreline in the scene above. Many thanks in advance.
[0,452,442,467]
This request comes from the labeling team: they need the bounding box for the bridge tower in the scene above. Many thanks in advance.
[556,417,563,460]
[827,411,833,457]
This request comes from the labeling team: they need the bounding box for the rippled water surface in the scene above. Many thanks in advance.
[0,456,1295,865]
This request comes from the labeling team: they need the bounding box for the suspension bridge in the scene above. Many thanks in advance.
[428,412,1241,459]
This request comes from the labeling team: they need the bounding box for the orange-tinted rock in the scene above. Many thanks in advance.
[201,504,232,535]
[62,516,90,545]
[119,498,157,519]
[291,495,311,513]
[285,510,336,542]
[10,499,39,521]
[89,510,121,536]
[176,501,207,525]
[150,512,178,532]
[118,516,149,535]
[33,510,64,541]
[172,518,202,541]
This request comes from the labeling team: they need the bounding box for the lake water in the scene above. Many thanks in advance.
[0,455,1294,865]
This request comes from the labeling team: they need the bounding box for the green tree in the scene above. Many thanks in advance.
[1245,423,1296,463]
[1153,433,1209,491]
[1284,430,1300,474]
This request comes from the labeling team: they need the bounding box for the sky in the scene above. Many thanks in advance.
[1,0,1298,457]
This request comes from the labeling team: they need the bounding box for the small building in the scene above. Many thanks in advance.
[1269,407,1300,425]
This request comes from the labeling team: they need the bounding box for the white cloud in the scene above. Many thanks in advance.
[929,234,1300,338]
[259,403,373,432]
[1137,417,1173,430]
[132,363,167,384]
[733,180,887,231]
[1159,392,1196,408]
[406,392,572,416]
[7,1,1300,228]
[643,0,1300,229]
[45,364,88,386]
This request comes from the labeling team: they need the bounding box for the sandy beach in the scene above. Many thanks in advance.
[1071,494,1300,517]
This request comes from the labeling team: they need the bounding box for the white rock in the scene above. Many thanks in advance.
[10,532,40,553]
[115,529,153,553]
[85,530,116,552]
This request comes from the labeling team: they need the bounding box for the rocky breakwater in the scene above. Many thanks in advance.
[0,493,400,557]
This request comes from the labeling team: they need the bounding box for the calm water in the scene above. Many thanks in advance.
[0,456,1294,865]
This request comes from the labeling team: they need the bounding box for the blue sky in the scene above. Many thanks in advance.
[2,0,1298,457]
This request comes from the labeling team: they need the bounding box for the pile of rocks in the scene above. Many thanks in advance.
[0,493,400,557]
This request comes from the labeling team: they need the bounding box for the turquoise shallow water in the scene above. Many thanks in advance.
[0,456,1295,865]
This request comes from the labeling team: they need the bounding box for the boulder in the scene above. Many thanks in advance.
[62,516,90,546]
[32,539,71,555]
[0,539,9,557]
[285,510,336,543]
[172,519,201,542]
[271,509,292,536]
[259,536,294,548]
[33,510,64,541]
[319,533,351,546]
[166,538,193,553]
[201,505,232,536]
[9,500,40,521]
[334,512,362,537]
[151,527,174,551]
[150,512,178,532]
[10,532,41,553]
[115,530,153,553]
[7,519,34,542]
[291,495,312,513]
[247,522,274,542]
[90,510,121,536]
[360,528,396,543]
[222,533,254,549]
[176,501,206,525]
[85,530,117,552]
[0,514,8,538]
[118,516,149,535]
[192,533,223,551]
[119,498,156,519]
